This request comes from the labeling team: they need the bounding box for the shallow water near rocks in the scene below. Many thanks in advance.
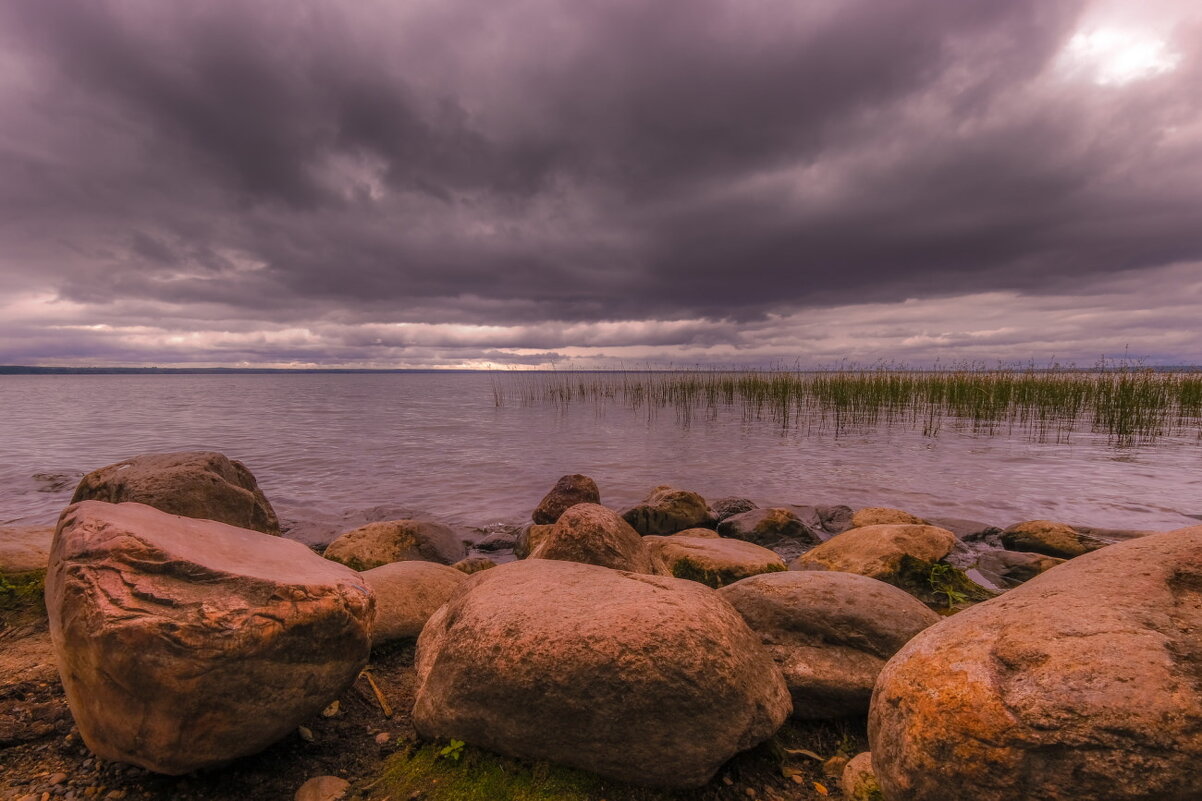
[1,373,1199,543]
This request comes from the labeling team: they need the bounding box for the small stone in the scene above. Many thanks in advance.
[375,732,393,745]
[823,754,850,777]
[294,775,350,801]
[48,774,68,786]
[791,774,804,784]
[745,788,757,798]
[321,701,340,718]
[297,725,315,743]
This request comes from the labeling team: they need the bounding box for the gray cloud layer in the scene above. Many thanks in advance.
[1,0,1200,366]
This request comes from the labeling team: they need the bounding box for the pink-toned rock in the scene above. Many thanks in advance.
[792,524,956,581]
[323,520,466,570]
[529,503,656,573]
[70,451,280,534]
[46,501,374,775]
[851,507,926,528]
[361,561,467,644]
[532,474,601,524]
[0,525,54,575]
[621,486,712,536]
[295,775,349,801]
[1001,519,1107,558]
[644,535,785,588]
[414,559,790,787]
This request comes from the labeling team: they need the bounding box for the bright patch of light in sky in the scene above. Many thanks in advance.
[1061,27,1182,85]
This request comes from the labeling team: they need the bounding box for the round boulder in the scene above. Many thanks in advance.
[323,520,466,570]
[70,451,280,534]
[532,474,601,524]
[792,524,956,581]
[413,559,791,787]
[529,503,656,573]
[709,497,758,522]
[47,501,374,775]
[621,486,712,536]
[719,571,939,718]
[645,535,785,588]
[842,752,882,801]
[360,561,467,645]
[869,526,1202,801]
[1001,519,1107,559]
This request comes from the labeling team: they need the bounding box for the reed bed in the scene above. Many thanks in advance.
[490,368,1202,445]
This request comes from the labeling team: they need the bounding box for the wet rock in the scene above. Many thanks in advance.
[851,507,925,528]
[815,504,855,534]
[474,530,517,551]
[720,571,939,718]
[975,550,1064,588]
[413,559,790,787]
[532,474,601,524]
[927,517,1002,542]
[621,486,712,536]
[47,501,374,775]
[529,503,656,573]
[644,535,785,588]
[869,525,1202,801]
[718,508,821,548]
[513,523,554,559]
[361,561,467,645]
[295,776,349,801]
[1001,519,1107,558]
[323,520,467,570]
[0,525,54,574]
[708,497,758,522]
[452,557,497,574]
[70,451,280,534]
[842,753,882,801]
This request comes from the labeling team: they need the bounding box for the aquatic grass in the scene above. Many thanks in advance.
[490,367,1202,446]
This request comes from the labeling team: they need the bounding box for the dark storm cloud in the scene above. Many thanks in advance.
[1,0,1200,365]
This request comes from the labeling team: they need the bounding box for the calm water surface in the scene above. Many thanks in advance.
[1,374,1199,541]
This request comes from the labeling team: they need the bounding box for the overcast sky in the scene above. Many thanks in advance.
[1,0,1200,368]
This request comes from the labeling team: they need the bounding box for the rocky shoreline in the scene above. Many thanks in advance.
[2,450,1200,800]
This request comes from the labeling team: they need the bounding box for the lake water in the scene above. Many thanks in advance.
[1,373,1199,542]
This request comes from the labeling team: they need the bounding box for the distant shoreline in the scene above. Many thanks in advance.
[3,365,1200,375]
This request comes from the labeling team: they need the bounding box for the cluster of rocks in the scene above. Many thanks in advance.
[21,451,1202,798]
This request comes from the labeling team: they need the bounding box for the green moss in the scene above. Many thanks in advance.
[894,556,995,612]
[373,742,645,801]
[0,569,47,626]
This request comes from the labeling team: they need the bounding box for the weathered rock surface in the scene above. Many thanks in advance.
[869,526,1202,801]
[360,561,467,645]
[851,507,925,528]
[644,535,785,588]
[718,507,821,547]
[323,520,466,570]
[975,549,1064,588]
[842,753,882,801]
[529,503,656,573]
[719,572,939,718]
[708,497,758,522]
[70,451,280,534]
[47,501,374,775]
[513,523,554,558]
[621,486,712,536]
[531,474,601,524]
[671,527,721,538]
[0,525,54,575]
[1001,519,1108,558]
[474,530,517,551]
[792,524,956,581]
[413,559,790,787]
[295,775,350,801]
[452,557,497,574]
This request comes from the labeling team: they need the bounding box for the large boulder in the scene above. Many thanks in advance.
[719,572,939,719]
[869,526,1202,801]
[1001,519,1107,558]
[0,525,54,576]
[528,503,656,573]
[531,474,601,524]
[360,561,467,645]
[46,501,374,775]
[621,486,712,536]
[413,559,791,787]
[323,520,466,570]
[718,507,821,547]
[70,451,280,534]
[644,535,785,588]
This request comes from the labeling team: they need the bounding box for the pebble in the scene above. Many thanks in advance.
[48,773,68,786]
[374,732,393,746]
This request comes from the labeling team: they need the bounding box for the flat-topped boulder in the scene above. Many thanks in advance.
[718,507,821,547]
[323,520,466,570]
[413,559,790,787]
[621,486,712,536]
[850,507,926,528]
[720,571,939,718]
[70,451,280,534]
[531,474,601,524]
[47,501,374,775]
[0,525,54,575]
[791,523,956,581]
[869,525,1202,801]
[361,561,467,645]
[1001,519,1108,558]
[528,503,656,573]
[644,535,785,588]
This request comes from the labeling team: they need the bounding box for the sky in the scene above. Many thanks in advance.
[1,0,1200,369]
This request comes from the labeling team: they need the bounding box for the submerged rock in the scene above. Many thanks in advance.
[621,486,712,536]
[869,525,1202,801]
[413,559,790,787]
[323,520,467,570]
[529,503,655,573]
[531,474,601,524]
[47,501,373,775]
[644,535,785,588]
[361,561,467,645]
[720,571,939,718]
[70,451,280,534]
